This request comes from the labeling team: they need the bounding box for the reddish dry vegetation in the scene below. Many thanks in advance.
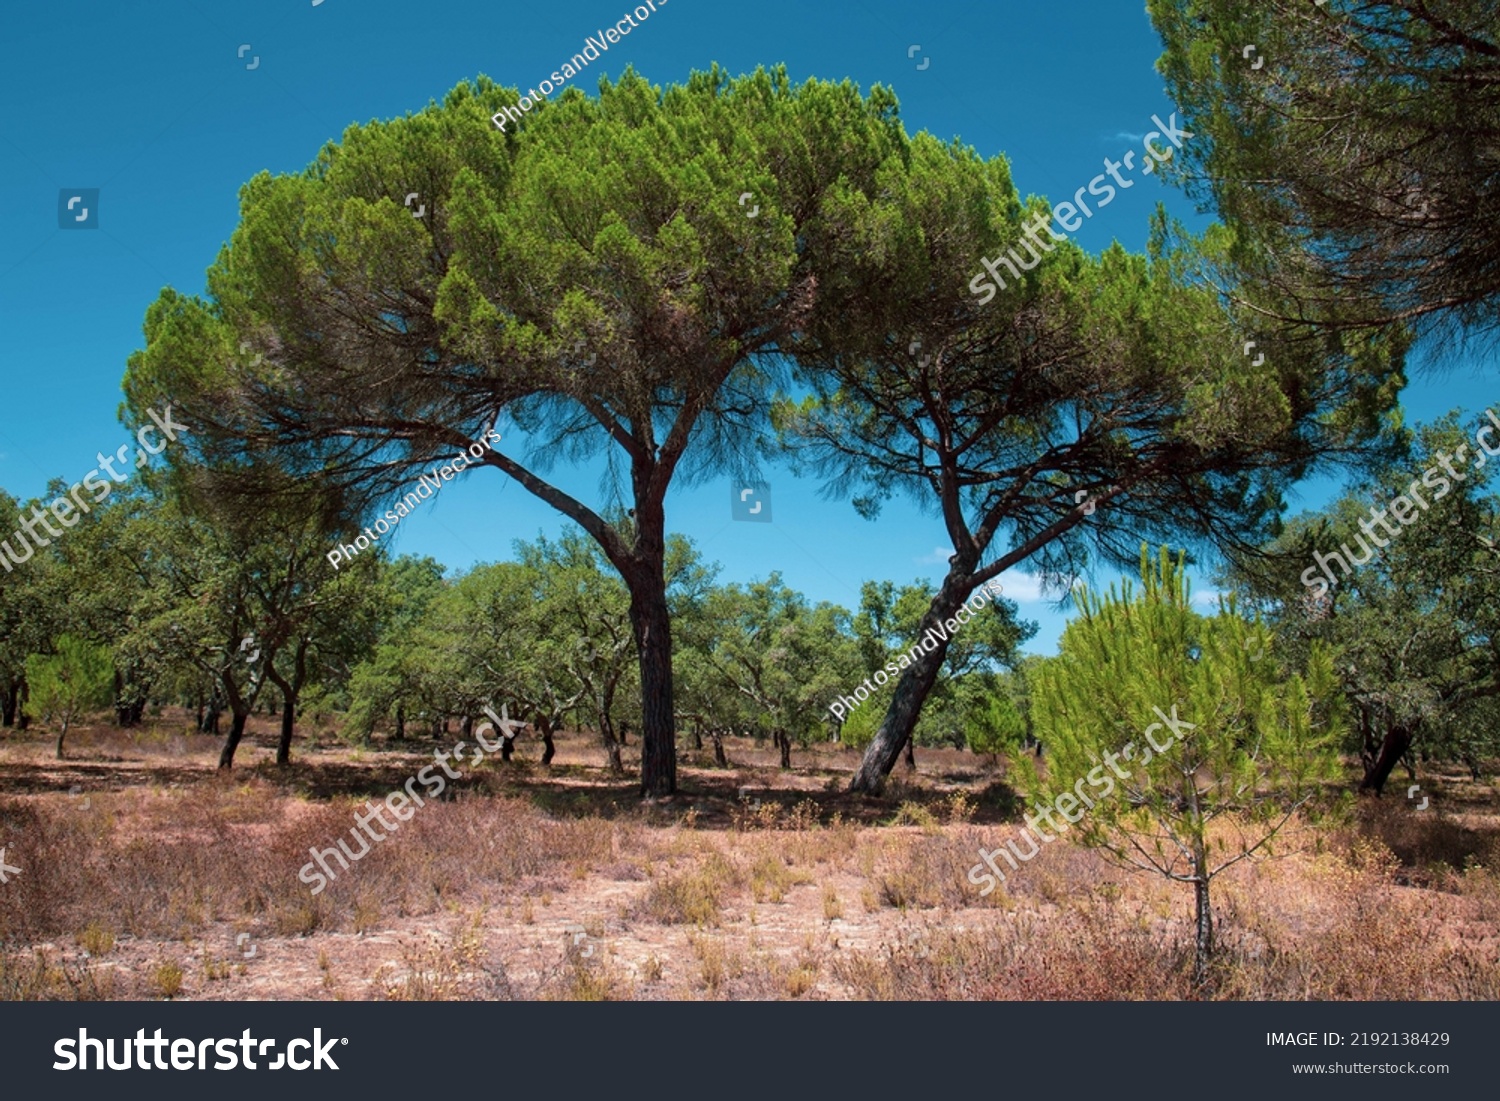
[1,712,1498,1001]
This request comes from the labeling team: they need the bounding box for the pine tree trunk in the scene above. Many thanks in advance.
[849,578,972,793]
[624,560,676,797]
[1192,872,1214,992]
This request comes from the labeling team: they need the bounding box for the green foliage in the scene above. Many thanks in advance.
[26,635,114,755]
[1149,0,1500,336]
[836,689,890,751]
[1024,546,1345,983]
[964,691,1026,758]
[1226,410,1500,786]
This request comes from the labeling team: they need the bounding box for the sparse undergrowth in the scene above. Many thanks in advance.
[0,719,1496,1000]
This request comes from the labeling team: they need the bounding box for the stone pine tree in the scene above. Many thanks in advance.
[1022,547,1345,990]
[25,634,114,760]
[1149,0,1500,337]
[782,125,1401,793]
[122,64,905,796]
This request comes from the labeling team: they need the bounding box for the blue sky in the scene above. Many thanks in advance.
[1,0,1494,653]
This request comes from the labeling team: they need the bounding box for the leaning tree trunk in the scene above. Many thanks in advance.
[623,556,677,797]
[849,578,972,793]
[1360,722,1415,795]
[218,711,249,770]
[852,609,966,792]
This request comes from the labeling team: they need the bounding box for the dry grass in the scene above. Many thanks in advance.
[0,714,1496,1000]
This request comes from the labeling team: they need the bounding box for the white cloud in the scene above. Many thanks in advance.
[1192,588,1226,609]
[909,553,1055,604]
[995,568,1048,603]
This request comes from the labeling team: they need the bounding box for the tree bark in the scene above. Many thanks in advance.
[56,717,69,760]
[1,678,16,727]
[394,702,406,741]
[218,711,248,770]
[1192,873,1214,992]
[274,691,295,766]
[849,578,972,793]
[267,639,308,767]
[777,727,791,769]
[904,737,916,771]
[624,559,676,796]
[538,716,556,766]
[1360,722,1414,795]
[599,714,625,775]
[711,728,728,768]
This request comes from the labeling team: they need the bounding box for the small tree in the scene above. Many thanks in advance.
[964,690,1026,765]
[25,635,114,759]
[1023,547,1344,989]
